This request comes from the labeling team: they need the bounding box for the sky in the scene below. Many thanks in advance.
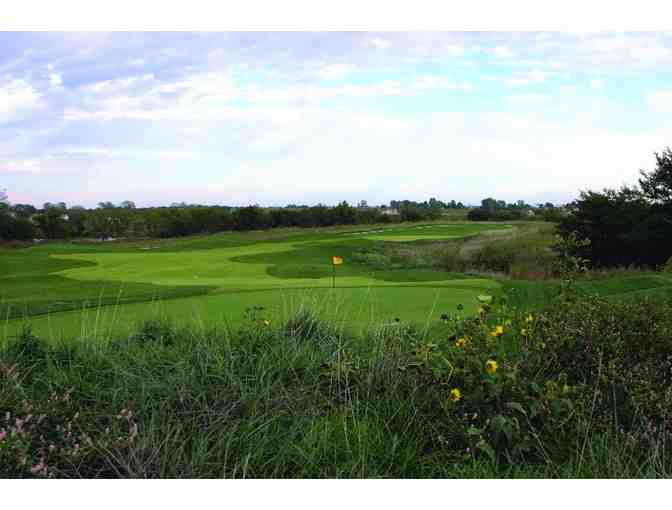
[2,31,672,208]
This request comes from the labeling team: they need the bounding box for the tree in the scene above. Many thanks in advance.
[120,200,137,209]
[11,204,37,218]
[0,194,8,216]
[558,187,660,267]
[67,206,88,237]
[34,203,71,239]
[640,147,672,203]
[233,205,270,231]
[400,204,423,222]
[481,198,498,213]
[467,208,491,221]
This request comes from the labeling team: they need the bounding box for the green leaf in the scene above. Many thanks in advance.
[467,426,483,436]
[528,400,541,418]
[490,414,509,433]
[476,439,496,462]
[506,402,527,415]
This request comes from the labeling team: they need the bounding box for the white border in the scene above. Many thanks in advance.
[1,0,672,30]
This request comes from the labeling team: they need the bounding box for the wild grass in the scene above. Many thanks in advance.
[2,289,672,478]
[367,223,558,280]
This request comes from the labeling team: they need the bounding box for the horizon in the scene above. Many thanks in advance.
[2,31,672,208]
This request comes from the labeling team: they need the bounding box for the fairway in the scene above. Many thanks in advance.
[1,222,508,342]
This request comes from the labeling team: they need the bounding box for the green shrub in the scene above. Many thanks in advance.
[129,319,176,346]
[2,290,672,477]
[351,250,392,269]
[4,326,47,365]
[471,231,558,279]
[663,257,672,273]
[284,308,337,341]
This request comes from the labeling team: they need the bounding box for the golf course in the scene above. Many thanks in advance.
[1,222,514,343]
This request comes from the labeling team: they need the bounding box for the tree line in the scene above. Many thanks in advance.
[0,197,454,241]
[558,147,672,268]
[467,198,565,222]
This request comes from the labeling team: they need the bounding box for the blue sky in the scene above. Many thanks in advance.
[2,31,672,207]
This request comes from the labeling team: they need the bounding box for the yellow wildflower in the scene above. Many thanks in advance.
[449,388,462,402]
[525,314,534,323]
[263,319,271,327]
[521,328,528,336]
[490,325,504,337]
[455,338,467,348]
[485,359,498,374]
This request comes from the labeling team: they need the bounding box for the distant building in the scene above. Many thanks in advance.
[381,207,400,216]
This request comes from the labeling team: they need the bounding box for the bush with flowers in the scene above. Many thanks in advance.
[406,294,580,463]
[0,363,139,477]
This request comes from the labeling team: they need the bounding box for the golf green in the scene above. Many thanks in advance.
[1,222,509,342]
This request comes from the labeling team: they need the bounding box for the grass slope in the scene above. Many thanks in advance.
[0,248,212,320]
[1,222,507,341]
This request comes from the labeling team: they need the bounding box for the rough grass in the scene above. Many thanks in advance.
[363,222,554,278]
[3,291,672,478]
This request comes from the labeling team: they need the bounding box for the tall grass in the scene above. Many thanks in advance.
[372,223,559,280]
[2,290,672,478]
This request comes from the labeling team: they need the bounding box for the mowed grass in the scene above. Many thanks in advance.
[0,248,212,320]
[1,286,491,344]
[501,274,672,310]
[1,222,508,341]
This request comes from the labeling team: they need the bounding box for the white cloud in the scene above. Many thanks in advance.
[0,79,41,122]
[646,90,672,113]
[62,147,119,157]
[49,73,63,87]
[84,74,156,94]
[490,46,516,58]
[576,33,672,68]
[59,146,193,160]
[629,45,672,62]
[7,32,672,207]
[507,93,548,104]
[504,70,554,87]
[0,159,42,174]
[590,78,605,90]
[366,37,391,49]
[65,70,473,121]
[178,109,668,206]
[444,44,465,57]
[316,63,351,80]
